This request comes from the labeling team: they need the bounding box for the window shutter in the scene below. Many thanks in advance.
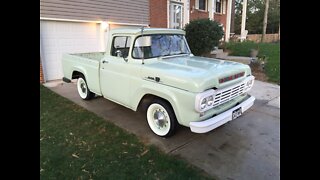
[223,0,226,14]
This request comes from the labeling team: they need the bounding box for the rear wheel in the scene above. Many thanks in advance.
[146,99,177,137]
[77,75,95,100]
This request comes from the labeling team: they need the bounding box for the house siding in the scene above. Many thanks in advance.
[189,0,209,21]
[149,0,167,28]
[40,0,149,24]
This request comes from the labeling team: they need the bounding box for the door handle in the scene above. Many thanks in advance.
[102,60,108,64]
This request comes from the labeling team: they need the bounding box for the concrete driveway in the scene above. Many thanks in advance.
[44,80,280,180]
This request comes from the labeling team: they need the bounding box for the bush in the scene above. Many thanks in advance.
[184,18,224,56]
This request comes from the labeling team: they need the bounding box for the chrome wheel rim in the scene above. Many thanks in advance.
[77,78,87,99]
[147,103,171,136]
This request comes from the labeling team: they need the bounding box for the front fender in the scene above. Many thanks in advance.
[131,83,178,111]
[130,82,196,126]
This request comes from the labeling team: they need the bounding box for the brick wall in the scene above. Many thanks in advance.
[190,0,209,21]
[149,0,167,28]
[40,60,44,83]
[214,13,227,33]
[189,0,227,36]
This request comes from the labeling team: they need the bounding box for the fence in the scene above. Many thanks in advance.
[231,34,280,43]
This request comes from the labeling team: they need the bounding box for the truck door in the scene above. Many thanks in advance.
[100,35,133,107]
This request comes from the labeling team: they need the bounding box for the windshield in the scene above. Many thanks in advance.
[132,34,190,59]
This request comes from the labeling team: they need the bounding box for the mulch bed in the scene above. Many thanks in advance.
[250,64,269,82]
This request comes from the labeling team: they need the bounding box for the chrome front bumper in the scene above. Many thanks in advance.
[189,96,255,133]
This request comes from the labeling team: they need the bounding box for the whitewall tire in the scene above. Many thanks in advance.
[77,75,95,100]
[146,99,177,137]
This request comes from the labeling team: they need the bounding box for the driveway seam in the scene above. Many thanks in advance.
[167,135,202,154]
[250,109,280,119]
[267,95,280,103]
[251,95,279,108]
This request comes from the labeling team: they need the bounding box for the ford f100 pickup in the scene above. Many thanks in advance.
[62,27,255,137]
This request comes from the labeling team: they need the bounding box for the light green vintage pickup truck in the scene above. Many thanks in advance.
[62,28,255,137]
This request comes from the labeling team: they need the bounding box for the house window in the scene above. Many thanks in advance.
[170,2,184,29]
[196,0,207,11]
[215,0,222,14]
[111,36,131,58]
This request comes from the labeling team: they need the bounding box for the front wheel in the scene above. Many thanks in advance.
[146,99,177,137]
[77,75,95,100]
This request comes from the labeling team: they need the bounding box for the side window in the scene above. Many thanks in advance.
[215,0,222,14]
[111,36,131,58]
[195,0,207,11]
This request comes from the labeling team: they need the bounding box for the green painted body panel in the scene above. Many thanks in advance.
[62,28,253,127]
[140,56,251,92]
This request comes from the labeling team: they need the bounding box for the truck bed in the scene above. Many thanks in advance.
[62,52,105,95]
[70,52,105,61]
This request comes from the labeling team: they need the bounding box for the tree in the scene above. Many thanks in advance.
[231,0,236,33]
[267,0,280,34]
[262,0,270,42]
[234,0,279,35]
[184,19,224,56]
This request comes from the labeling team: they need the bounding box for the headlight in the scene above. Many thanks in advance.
[244,76,255,92]
[207,95,214,106]
[200,98,207,109]
[195,89,215,112]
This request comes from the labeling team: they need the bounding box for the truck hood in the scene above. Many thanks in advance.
[141,55,252,92]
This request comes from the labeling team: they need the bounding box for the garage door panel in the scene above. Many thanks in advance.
[43,53,63,79]
[42,40,59,54]
[40,20,102,81]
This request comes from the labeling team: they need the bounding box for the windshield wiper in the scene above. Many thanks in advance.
[174,52,188,55]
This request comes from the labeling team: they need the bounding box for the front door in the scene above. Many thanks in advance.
[100,35,133,107]
[170,2,184,29]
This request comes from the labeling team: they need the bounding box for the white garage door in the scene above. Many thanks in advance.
[40,20,103,81]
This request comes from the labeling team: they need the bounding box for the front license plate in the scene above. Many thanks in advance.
[232,107,242,120]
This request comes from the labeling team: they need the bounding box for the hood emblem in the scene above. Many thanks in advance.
[219,72,245,84]
[147,76,161,82]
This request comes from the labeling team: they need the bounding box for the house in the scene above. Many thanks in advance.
[149,0,233,41]
[40,0,238,83]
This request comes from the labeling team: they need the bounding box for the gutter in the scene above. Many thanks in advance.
[40,17,101,23]
[40,17,149,27]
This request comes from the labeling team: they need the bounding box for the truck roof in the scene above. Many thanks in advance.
[109,27,185,35]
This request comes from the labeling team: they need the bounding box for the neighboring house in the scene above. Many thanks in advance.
[149,0,232,40]
[40,0,233,83]
[40,0,149,82]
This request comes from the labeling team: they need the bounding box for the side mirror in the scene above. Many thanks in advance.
[115,50,128,62]
[115,50,123,58]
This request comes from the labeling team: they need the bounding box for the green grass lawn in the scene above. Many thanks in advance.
[40,85,211,179]
[225,41,280,84]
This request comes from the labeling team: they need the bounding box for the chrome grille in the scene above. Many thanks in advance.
[212,83,246,107]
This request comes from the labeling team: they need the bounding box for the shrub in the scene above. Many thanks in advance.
[251,55,268,72]
[184,18,224,56]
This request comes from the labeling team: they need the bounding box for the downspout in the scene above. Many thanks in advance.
[167,0,170,28]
